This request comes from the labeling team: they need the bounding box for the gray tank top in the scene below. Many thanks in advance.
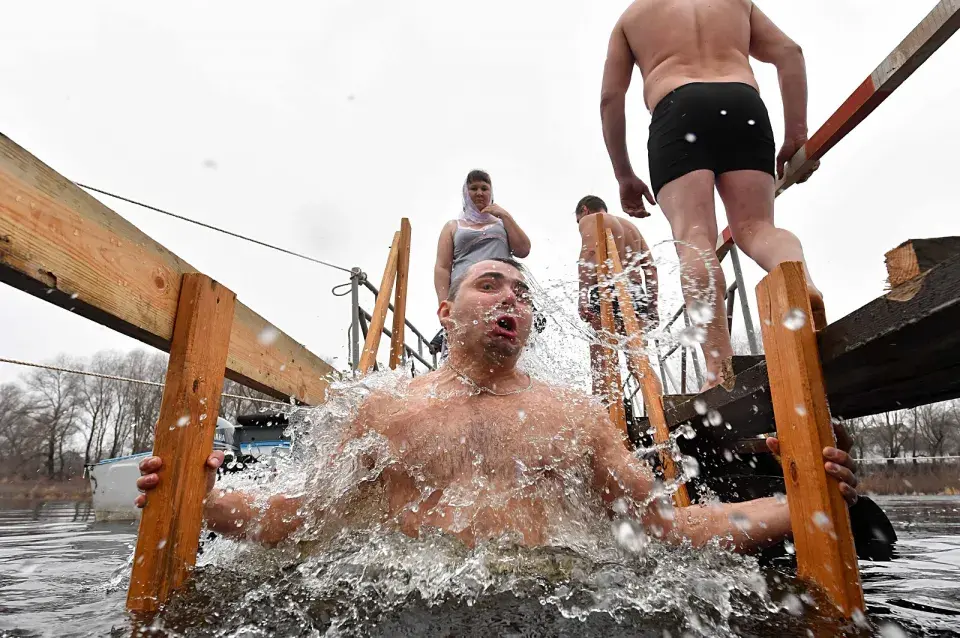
[450,221,511,283]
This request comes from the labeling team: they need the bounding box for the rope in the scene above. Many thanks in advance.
[0,356,288,406]
[76,183,353,274]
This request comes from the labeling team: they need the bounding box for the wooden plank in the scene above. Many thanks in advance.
[389,219,412,370]
[594,215,628,434]
[127,273,236,613]
[0,133,334,404]
[605,230,691,507]
[885,236,960,288]
[756,261,863,617]
[665,250,960,436]
[715,1,960,252]
[358,231,400,375]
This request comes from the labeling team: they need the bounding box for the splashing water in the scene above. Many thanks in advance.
[146,261,833,634]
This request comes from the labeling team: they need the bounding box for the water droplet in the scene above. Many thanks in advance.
[679,326,706,347]
[157,539,167,550]
[693,399,707,415]
[774,492,787,505]
[257,326,280,346]
[656,498,675,521]
[852,608,869,628]
[784,539,796,554]
[720,110,727,116]
[723,449,734,462]
[70,292,79,300]
[684,133,697,143]
[681,455,700,478]
[748,119,756,126]
[280,364,287,372]
[879,623,908,638]
[472,320,479,325]
[612,497,629,515]
[781,593,803,616]
[612,519,648,553]
[688,300,714,324]
[177,416,189,427]
[794,404,807,416]
[903,478,913,488]
[199,414,207,422]
[812,511,832,530]
[18,560,38,575]
[783,308,806,330]
[517,409,526,422]
[677,423,696,440]
[707,410,723,427]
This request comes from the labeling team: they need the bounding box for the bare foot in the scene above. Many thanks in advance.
[809,290,827,331]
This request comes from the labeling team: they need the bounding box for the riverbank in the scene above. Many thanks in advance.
[0,478,91,502]
[858,463,960,495]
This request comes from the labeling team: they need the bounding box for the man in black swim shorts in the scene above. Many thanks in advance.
[599,1,823,390]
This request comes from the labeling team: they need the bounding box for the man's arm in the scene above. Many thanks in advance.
[586,405,857,553]
[601,22,656,216]
[600,22,637,181]
[749,3,808,178]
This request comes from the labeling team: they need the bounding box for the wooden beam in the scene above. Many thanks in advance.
[127,273,236,613]
[594,215,627,434]
[605,230,691,507]
[0,134,333,404]
[358,231,400,375]
[885,236,960,289]
[665,248,960,437]
[716,0,960,253]
[389,219,412,370]
[757,262,863,617]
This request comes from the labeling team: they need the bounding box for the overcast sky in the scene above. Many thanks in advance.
[1,0,958,385]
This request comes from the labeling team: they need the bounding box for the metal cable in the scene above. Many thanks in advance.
[0,356,288,406]
[76,183,353,274]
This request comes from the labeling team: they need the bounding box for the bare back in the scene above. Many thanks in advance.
[578,213,646,268]
[620,0,756,109]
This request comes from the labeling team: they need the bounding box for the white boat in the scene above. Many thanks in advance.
[86,414,290,521]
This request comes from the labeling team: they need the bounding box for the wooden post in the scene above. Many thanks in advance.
[358,231,401,375]
[389,219,412,369]
[756,262,864,617]
[127,273,236,613]
[605,230,691,507]
[594,215,628,435]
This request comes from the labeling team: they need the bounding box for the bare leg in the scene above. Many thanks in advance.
[716,170,825,328]
[657,170,732,389]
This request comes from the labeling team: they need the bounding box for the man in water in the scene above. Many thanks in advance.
[599,0,822,389]
[135,259,857,550]
[574,195,658,396]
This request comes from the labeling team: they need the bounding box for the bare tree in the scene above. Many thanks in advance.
[840,416,871,459]
[0,383,41,477]
[869,409,909,459]
[78,353,117,465]
[23,358,82,479]
[124,350,166,453]
[916,401,957,459]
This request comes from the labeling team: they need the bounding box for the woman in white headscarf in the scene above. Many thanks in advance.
[433,169,532,304]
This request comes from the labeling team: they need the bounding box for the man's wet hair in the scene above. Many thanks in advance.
[575,195,607,217]
[466,169,492,186]
[447,257,525,301]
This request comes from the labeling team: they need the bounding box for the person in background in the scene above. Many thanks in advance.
[574,195,658,396]
[599,0,822,390]
[430,170,532,355]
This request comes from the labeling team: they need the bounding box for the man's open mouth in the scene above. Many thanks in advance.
[492,315,518,338]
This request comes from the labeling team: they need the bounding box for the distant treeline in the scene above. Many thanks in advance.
[0,350,273,480]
